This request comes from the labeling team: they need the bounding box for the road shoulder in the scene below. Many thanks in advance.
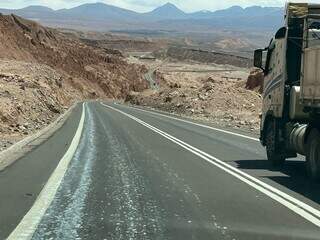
[0,102,79,171]
[0,102,82,239]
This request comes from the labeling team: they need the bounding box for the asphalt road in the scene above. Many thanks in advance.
[1,101,320,240]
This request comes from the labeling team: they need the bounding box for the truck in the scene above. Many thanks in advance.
[254,2,320,180]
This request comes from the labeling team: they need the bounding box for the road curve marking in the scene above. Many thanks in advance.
[103,103,320,228]
[8,103,86,240]
[115,103,259,142]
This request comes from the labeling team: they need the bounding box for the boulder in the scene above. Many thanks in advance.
[245,69,264,93]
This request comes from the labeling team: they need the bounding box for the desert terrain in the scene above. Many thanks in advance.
[0,13,263,151]
[0,15,148,150]
[126,54,261,132]
[70,27,262,133]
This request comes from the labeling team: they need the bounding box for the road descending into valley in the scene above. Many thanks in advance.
[1,101,320,240]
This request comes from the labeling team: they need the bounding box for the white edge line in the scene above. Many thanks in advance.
[119,103,259,142]
[7,103,86,240]
[103,103,320,227]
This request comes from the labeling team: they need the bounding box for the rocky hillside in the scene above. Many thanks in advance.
[125,59,261,132]
[0,14,148,150]
[0,60,81,150]
[0,14,148,98]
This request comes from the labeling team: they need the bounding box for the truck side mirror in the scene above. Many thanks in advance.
[254,49,264,70]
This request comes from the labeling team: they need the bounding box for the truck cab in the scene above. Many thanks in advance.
[254,3,320,180]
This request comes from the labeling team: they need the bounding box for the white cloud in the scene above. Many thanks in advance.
[1,0,320,12]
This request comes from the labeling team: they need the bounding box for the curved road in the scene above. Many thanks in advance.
[1,101,320,240]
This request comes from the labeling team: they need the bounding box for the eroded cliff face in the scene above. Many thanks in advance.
[0,14,148,98]
[0,14,149,150]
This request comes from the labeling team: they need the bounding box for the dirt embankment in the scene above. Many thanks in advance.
[0,14,148,98]
[126,61,262,132]
[0,60,83,150]
[81,38,165,52]
[59,29,169,53]
[0,14,149,150]
[154,47,253,68]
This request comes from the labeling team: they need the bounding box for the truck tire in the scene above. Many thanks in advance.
[306,129,320,181]
[265,120,285,167]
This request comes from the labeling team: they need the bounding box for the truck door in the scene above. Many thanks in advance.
[262,37,286,122]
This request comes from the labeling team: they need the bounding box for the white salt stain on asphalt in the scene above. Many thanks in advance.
[95,113,166,240]
[32,105,97,239]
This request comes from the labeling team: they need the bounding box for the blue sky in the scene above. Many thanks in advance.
[0,0,298,12]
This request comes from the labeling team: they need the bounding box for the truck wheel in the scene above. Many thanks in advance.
[306,129,320,181]
[265,121,285,167]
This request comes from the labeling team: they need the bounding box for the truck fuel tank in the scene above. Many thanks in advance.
[289,124,307,155]
[290,86,309,120]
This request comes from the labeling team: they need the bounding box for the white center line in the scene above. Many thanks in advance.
[103,103,320,228]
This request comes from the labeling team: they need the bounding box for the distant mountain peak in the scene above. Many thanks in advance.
[153,2,183,11]
[21,5,54,11]
[92,2,106,5]
[229,5,243,10]
[88,2,113,7]
[74,2,109,8]
[163,2,176,7]
[0,3,283,32]
[146,2,186,19]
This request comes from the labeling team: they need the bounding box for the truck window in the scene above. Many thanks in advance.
[308,19,320,47]
[264,42,275,75]
[286,17,303,85]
